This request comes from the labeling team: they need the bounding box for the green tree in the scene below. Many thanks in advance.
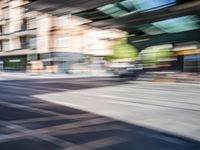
[140,47,174,66]
[107,38,138,61]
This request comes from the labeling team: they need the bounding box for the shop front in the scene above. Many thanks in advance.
[2,56,27,71]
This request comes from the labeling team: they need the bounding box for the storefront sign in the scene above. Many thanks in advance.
[9,59,21,63]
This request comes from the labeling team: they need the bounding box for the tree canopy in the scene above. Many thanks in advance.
[107,38,138,61]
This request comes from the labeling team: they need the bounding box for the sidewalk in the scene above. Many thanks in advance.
[1,71,200,84]
[0,72,114,80]
[137,72,200,84]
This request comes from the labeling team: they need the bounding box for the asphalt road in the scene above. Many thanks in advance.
[0,77,200,150]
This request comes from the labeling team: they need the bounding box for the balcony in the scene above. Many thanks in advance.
[11,28,36,38]
[0,19,7,25]
[0,49,36,57]
[0,33,9,40]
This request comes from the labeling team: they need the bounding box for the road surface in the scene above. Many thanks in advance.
[0,77,200,150]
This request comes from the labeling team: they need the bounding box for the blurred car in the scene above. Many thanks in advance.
[118,67,142,78]
[108,62,143,78]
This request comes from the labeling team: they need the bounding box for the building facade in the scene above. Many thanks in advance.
[0,0,124,73]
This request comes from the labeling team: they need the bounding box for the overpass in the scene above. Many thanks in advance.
[26,0,200,50]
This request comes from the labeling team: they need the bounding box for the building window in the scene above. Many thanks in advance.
[2,24,9,34]
[20,36,27,49]
[0,41,2,52]
[21,18,27,31]
[2,40,9,51]
[27,18,36,29]
[2,8,9,20]
[0,26,2,34]
[20,36,37,49]
[29,36,36,49]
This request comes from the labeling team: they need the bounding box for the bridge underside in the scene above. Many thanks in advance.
[26,0,200,49]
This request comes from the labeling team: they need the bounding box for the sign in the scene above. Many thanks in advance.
[9,59,21,63]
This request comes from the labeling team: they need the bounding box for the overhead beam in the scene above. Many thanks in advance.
[128,29,200,51]
[26,0,121,15]
[90,1,200,29]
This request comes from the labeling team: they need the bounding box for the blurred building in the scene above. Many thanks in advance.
[25,0,200,73]
[0,0,124,73]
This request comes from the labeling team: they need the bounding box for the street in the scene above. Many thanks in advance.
[0,77,200,150]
